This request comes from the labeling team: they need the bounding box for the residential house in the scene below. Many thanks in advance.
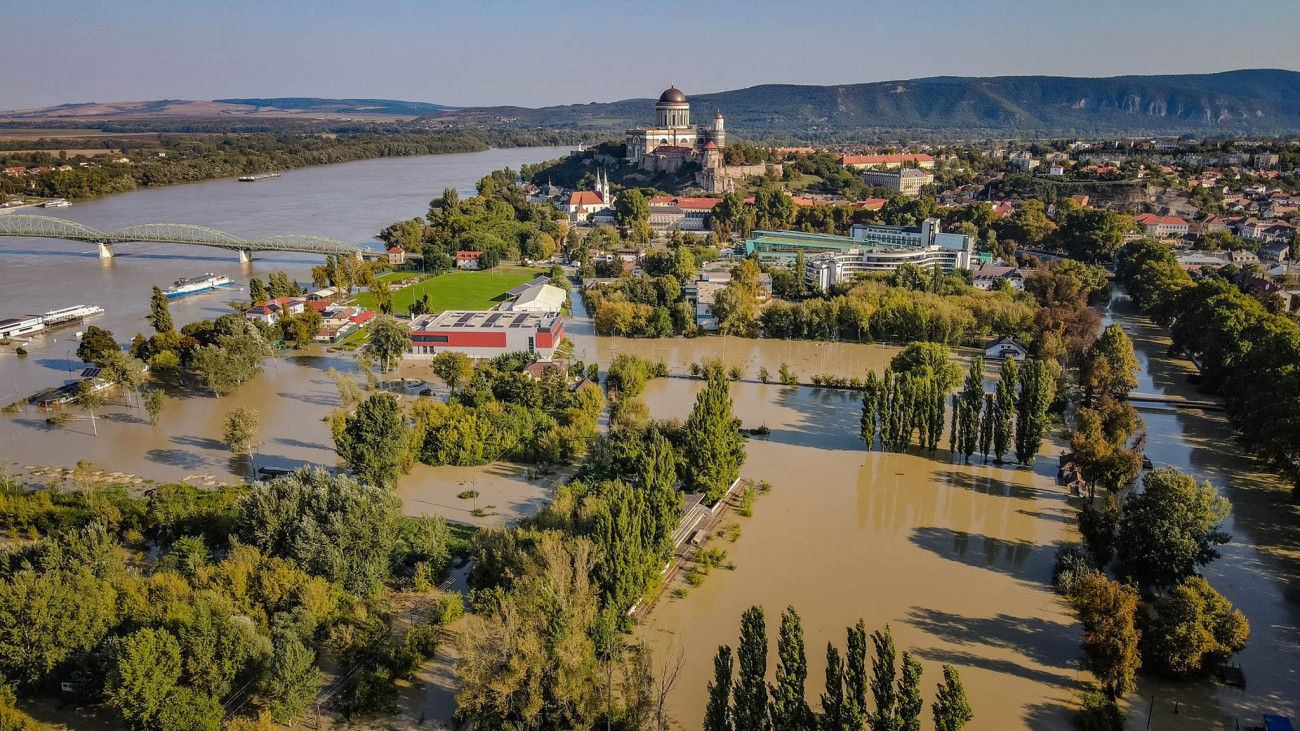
[387,246,406,266]
[985,336,1028,361]
[1048,163,1066,176]
[971,264,1026,290]
[245,297,306,325]
[455,251,483,270]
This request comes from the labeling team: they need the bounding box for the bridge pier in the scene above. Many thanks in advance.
[354,250,364,262]
[238,250,252,264]
[97,242,114,259]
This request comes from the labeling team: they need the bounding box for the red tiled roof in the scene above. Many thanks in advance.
[388,246,403,253]
[838,153,934,166]
[456,250,483,260]
[1134,213,1188,226]
[851,198,888,211]
[567,191,605,207]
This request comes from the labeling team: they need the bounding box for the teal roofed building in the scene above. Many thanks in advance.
[745,219,974,290]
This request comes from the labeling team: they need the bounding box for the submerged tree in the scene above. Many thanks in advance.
[1014,358,1055,464]
[704,646,734,731]
[769,606,813,730]
[992,357,1018,462]
[682,369,747,502]
[931,664,973,731]
[732,606,770,731]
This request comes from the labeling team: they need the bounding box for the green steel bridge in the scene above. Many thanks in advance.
[0,214,373,262]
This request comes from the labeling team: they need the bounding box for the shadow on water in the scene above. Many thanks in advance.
[903,606,1079,670]
[144,448,209,471]
[933,468,1041,501]
[169,434,226,452]
[764,386,864,451]
[271,436,331,451]
[276,391,339,407]
[909,526,1041,578]
[911,646,1075,688]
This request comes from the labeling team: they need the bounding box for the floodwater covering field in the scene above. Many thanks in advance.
[637,378,1082,731]
[1,148,1298,730]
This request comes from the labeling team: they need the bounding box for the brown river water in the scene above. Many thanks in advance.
[1,152,1298,730]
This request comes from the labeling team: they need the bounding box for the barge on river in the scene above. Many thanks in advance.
[42,304,104,328]
[163,274,231,298]
[238,173,281,182]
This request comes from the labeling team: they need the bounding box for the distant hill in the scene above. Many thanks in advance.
[5,70,1299,138]
[0,97,457,120]
[214,98,459,114]
[437,69,1300,139]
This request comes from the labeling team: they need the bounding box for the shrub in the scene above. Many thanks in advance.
[1052,544,1094,595]
[728,365,743,381]
[758,366,770,383]
[778,363,797,385]
[1075,690,1123,731]
[435,593,465,625]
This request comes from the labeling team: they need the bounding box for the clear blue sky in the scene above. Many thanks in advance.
[6,0,1299,110]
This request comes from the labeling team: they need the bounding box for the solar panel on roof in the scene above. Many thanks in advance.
[457,313,475,324]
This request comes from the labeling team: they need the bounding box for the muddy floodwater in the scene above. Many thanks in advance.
[2,148,1299,729]
[637,378,1082,731]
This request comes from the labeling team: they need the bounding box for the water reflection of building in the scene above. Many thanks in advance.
[744,220,974,289]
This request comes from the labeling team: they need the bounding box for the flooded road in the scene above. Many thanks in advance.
[1102,294,1300,730]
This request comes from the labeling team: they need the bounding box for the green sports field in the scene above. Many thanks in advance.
[354,266,542,314]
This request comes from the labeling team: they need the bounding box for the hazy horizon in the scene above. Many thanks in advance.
[6,0,1300,110]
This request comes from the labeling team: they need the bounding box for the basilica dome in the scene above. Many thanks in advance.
[658,86,687,104]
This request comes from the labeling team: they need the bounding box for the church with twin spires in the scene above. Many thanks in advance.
[624,85,726,171]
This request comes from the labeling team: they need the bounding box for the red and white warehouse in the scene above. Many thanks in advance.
[408,310,565,360]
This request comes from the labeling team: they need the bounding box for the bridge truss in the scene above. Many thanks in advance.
[0,214,366,259]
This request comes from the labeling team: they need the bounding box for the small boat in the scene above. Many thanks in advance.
[238,173,281,182]
[1142,455,1154,470]
[42,199,70,208]
[163,274,232,298]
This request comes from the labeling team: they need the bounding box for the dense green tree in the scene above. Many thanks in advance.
[843,621,869,731]
[955,357,985,461]
[366,314,411,372]
[1142,576,1250,678]
[249,278,269,304]
[222,407,261,472]
[733,606,771,731]
[1116,467,1230,590]
[106,628,183,730]
[705,645,735,731]
[1057,207,1131,263]
[0,565,118,686]
[235,467,402,594]
[682,370,747,502]
[336,392,409,489]
[1014,359,1054,464]
[1081,324,1140,403]
[1070,571,1141,698]
[265,631,323,723]
[430,351,474,392]
[931,664,973,731]
[76,325,119,366]
[148,286,174,334]
[614,189,650,229]
[770,606,814,730]
[178,598,267,698]
[143,388,167,425]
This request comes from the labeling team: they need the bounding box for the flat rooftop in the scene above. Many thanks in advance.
[411,310,561,331]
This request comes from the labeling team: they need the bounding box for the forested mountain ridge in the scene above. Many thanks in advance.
[435,69,1300,139]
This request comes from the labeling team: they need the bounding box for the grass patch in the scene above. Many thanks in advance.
[354,266,541,314]
[717,522,742,543]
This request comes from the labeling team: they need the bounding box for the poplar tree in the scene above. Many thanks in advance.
[861,371,883,449]
[931,665,973,731]
[638,431,681,562]
[949,394,960,453]
[897,652,924,731]
[844,621,869,730]
[978,395,995,462]
[992,357,1018,462]
[1015,359,1056,464]
[820,643,847,731]
[683,369,747,502]
[770,606,813,730]
[956,357,984,462]
[733,606,771,731]
[868,626,898,731]
[249,278,269,304]
[705,645,735,731]
[148,286,174,334]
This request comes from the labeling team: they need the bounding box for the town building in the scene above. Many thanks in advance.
[562,171,613,222]
[646,196,721,230]
[387,246,406,266]
[1133,213,1190,238]
[858,168,934,197]
[504,282,568,312]
[837,154,935,170]
[0,315,44,339]
[745,221,973,290]
[408,310,566,360]
[245,297,306,325]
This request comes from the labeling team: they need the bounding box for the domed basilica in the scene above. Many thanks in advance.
[624,86,726,168]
